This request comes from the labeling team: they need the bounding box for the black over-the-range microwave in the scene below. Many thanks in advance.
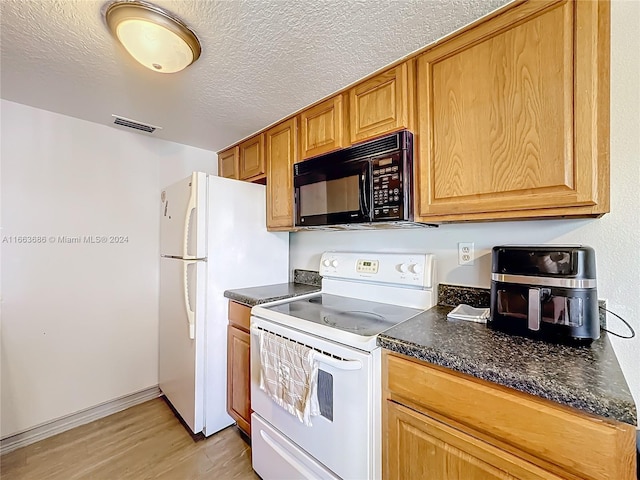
[294,130,429,229]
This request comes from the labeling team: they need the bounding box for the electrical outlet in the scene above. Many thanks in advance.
[458,242,475,266]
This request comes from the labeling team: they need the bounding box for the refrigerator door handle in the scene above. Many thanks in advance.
[183,260,197,339]
[183,173,197,259]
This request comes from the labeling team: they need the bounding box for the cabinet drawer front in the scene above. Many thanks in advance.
[385,353,635,480]
[228,301,251,331]
[386,401,564,480]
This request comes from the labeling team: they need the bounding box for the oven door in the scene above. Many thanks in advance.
[294,158,371,227]
[250,316,379,480]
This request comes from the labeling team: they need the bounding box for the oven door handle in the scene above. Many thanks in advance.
[251,326,363,371]
[312,351,362,371]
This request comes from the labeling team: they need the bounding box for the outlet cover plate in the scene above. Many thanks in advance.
[458,242,475,266]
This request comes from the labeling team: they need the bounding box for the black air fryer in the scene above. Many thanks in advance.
[489,246,599,345]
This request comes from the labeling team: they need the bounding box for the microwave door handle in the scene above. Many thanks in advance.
[359,165,370,219]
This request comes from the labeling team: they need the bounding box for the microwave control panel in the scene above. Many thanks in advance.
[372,155,403,220]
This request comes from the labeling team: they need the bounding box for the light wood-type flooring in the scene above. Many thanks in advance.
[1,398,258,480]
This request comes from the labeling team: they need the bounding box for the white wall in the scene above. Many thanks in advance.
[0,100,217,438]
[291,1,640,410]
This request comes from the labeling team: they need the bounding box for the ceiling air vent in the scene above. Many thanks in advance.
[111,115,162,134]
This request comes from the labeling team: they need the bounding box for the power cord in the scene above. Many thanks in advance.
[600,305,636,339]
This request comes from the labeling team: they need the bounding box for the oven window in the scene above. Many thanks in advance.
[317,369,333,422]
[300,176,360,217]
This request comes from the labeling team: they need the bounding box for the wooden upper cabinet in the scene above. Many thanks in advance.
[218,146,239,179]
[348,62,413,144]
[415,0,610,222]
[266,118,297,231]
[238,134,265,180]
[299,95,346,159]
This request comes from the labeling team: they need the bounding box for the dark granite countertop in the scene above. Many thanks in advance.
[224,269,322,307]
[378,305,637,426]
[224,282,320,307]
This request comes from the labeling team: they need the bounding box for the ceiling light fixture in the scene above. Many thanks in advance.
[104,1,201,74]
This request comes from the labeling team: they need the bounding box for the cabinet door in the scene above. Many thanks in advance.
[385,351,636,480]
[385,401,564,480]
[227,325,251,436]
[238,134,265,180]
[349,62,413,144]
[266,118,297,230]
[218,146,238,179]
[415,0,609,221]
[300,95,346,159]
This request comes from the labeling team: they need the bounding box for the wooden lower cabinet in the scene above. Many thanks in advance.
[383,351,636,480]
[386,401,562,480]
[227,302,252,436]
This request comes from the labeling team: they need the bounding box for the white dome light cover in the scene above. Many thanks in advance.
[105,1,201,74]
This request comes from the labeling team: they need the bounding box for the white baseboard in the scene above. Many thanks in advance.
[0,385,161,455]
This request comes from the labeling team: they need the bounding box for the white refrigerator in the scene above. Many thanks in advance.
[159,172,289,436]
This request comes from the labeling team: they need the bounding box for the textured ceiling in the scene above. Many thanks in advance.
[1,0,511,152]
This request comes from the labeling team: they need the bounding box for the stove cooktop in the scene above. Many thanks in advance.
[264,293,424,338]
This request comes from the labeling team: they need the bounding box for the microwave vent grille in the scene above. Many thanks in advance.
[348,135,399,159]
[295,131,407,174]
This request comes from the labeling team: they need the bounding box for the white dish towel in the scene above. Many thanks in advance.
[258,329,320,426]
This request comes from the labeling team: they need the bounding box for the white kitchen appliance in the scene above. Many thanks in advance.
[159,172,289,436]
[250,251,435,479]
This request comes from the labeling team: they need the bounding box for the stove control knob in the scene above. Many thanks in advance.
[410,263,423,274]
[322,259,331,267]
[398,263,409,273]
[331,260,339,268]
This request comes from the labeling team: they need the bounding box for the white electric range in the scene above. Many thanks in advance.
[250,251,436,480]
